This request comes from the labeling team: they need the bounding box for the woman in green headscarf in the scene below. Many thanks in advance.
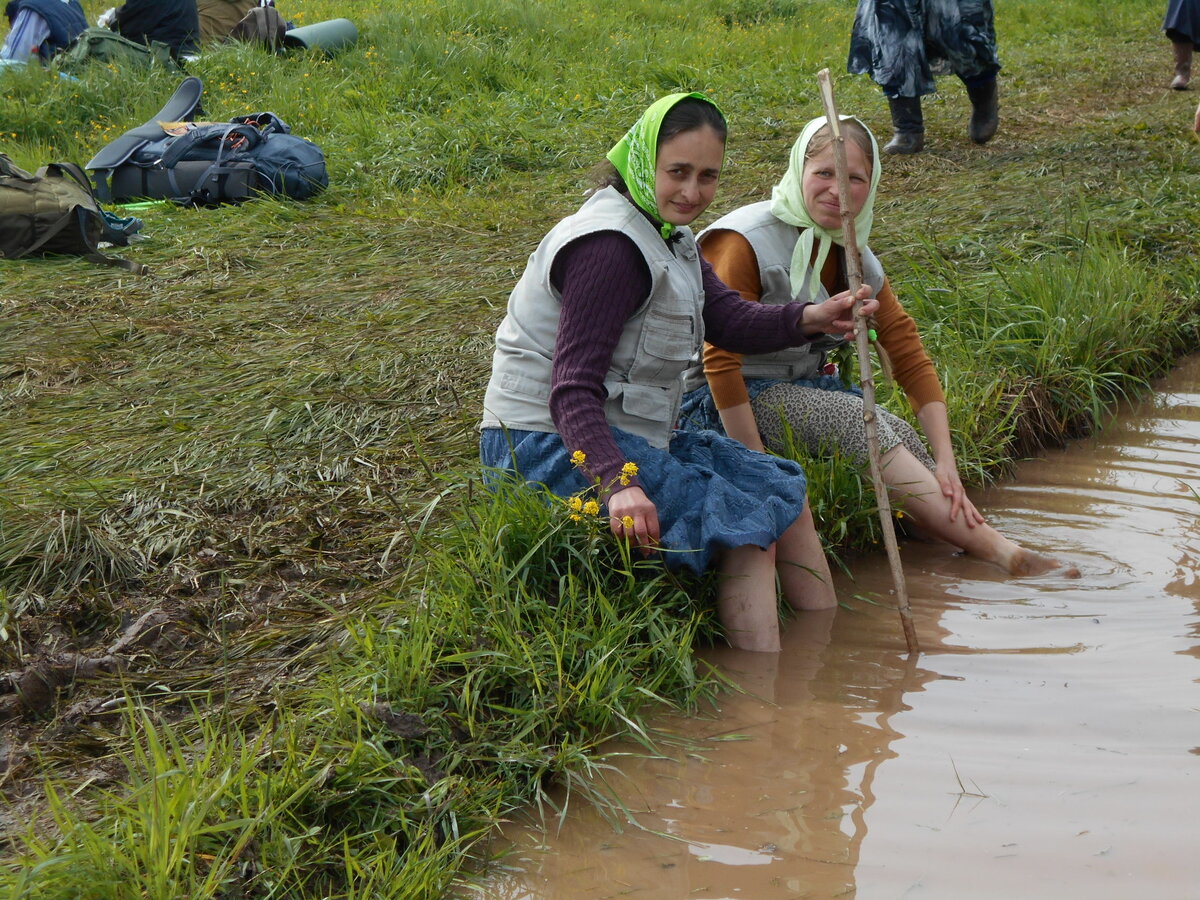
[480,94,880,652]
[681,115,1074,577]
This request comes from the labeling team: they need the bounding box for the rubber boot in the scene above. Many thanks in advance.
[1171,40,1192,90]
[884,96,924,155]
[965,78,999,145]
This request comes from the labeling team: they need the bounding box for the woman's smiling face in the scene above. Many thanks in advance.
[801,139,871,230]
[654,125,725,227]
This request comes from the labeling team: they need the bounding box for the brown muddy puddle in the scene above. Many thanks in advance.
[474,357,1200,899]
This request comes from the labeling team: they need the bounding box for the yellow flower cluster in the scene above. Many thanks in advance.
[621,515,634,529]
[565,494,600,522]
[618,461,638,487]
[570,450,587,467]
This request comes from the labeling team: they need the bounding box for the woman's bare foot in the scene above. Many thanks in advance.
[1005,547,1081,578]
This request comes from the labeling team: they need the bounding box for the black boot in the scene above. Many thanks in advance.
[884,97,924,155]
[965,78,999,144]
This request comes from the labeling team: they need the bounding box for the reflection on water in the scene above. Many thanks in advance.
[474,357,1200,899]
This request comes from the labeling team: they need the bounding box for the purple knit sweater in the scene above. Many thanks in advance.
[547,226,813,492]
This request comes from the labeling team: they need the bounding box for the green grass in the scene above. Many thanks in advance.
[1,0,1198,895]
[1,478,720,898]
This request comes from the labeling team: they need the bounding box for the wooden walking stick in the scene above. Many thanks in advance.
[816,68,919,655]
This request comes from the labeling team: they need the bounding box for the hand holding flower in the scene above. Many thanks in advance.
[606,485,660,553]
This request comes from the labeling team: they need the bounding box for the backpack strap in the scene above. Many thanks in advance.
[84,251,149,273]
[156,123,262,204]
[80,222,150,273]
[47,160,99,195]
[230,112,290,136]
[0,153,36,181]
[12,206,82,258]
[157,122,263,169]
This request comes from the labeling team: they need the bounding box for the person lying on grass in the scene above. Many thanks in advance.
[680,115,1078,578]
[480,93,877,653]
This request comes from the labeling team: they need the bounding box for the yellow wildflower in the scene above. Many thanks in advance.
[621,515,634,529]
[618,460,639,486]
[570,450,587,467]
[582,500,600,516]
[567,495,583,512]
[570,514,583,522]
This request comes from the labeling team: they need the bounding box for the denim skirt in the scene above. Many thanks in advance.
[479,426,808,574]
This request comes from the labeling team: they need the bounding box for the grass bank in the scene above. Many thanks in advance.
[1,0,1198,895]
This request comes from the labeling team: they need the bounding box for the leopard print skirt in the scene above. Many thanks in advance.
[751,382,935,470]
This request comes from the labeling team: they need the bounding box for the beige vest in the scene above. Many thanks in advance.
[480,187,705,449]
[684,201,885,391]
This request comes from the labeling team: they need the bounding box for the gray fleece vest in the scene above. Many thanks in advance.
[480,186,705,449]
[683,200,885,391]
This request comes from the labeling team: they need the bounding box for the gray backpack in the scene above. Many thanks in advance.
[87,76,328,206]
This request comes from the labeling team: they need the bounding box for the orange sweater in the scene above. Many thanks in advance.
[700,228,945,413]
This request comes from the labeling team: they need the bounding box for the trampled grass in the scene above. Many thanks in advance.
[1,0,1198,895]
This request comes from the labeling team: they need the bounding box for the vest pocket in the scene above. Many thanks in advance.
[499,370,551,400]
[603,382,678,448]
[617,383,673,420]
[640,311,696,361]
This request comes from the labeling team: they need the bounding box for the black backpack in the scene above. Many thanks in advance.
[0,153,145,272]
[87,76,328,206]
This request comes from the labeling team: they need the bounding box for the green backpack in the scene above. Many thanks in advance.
[56,26,179,74]
[0,153,146,272]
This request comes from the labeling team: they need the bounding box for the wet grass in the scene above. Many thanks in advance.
[1,0,1199,895]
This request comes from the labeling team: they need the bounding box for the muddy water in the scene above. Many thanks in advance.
[479,357,1200,900]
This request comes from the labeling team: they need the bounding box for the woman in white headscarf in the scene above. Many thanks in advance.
[681,116,1074,578]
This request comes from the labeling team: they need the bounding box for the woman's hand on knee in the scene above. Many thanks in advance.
[607,486,661,553]
[937,464,985,527]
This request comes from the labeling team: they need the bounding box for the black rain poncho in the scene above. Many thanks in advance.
[847,0,1000,99]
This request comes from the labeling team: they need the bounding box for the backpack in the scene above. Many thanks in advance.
[88,77,328,206]
[56,26,180,73]
[0,153,146,272]
[229,4,286,48]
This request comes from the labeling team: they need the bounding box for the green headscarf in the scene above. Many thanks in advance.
[606,91,725,240]
[769,115,881,300]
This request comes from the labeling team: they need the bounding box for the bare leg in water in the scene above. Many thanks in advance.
[717,544,782,653]
[717,507,836,653]
[878,444,1079,577]
[775,505,837,610]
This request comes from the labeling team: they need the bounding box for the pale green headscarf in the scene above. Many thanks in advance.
[769,115,881,300]
[606,91,726,240]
